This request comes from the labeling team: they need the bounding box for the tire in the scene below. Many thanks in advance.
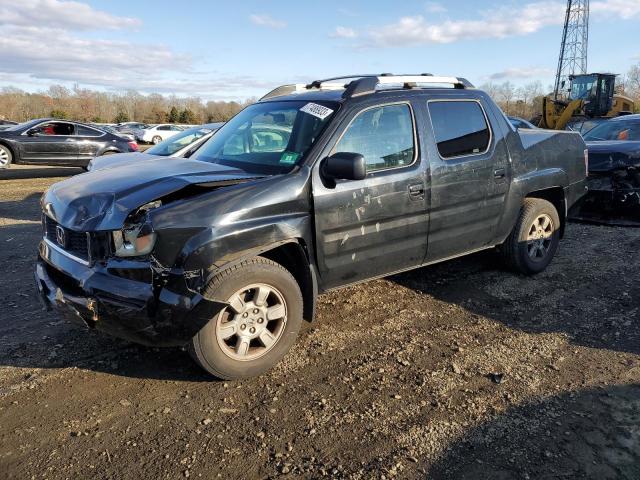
[501,198,560,275]
[189,257,303,380]
[152,136,162,145]
[0,143,13,169]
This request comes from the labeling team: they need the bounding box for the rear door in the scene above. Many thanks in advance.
[19,121,79,164]
[75,124,107,165]
[312,100,429,290]
[422,96,508,261]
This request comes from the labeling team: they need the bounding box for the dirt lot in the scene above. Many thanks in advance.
[1,165,639,479]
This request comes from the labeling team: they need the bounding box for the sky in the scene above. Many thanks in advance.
[0,0,638,101]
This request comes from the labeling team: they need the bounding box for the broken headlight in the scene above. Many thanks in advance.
[112,201,160,257]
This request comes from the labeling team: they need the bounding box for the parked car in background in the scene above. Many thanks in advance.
[87,123,224,171]
[115,122,148,135]
[570,114,640,224]
[570,117,609,134]
[35,74,587,379]
[91,124,136,142]
[136,124,185,144]
[0,118,138,169]
[0,119,19,131]
[508,116,538,129]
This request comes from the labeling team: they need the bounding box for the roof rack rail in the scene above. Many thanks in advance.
[259,74,475,101]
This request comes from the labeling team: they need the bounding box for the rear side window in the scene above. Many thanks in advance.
[333,103,415,172]
[76,125,102,136]
[428,101,491,159]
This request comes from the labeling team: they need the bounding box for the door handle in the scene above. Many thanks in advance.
[408,183,425,199]
[494,168,506,179]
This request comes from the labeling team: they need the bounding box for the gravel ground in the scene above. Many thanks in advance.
[1,165,639,479]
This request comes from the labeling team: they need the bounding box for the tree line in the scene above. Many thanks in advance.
[1,63,638,124]
[0,85,255,124]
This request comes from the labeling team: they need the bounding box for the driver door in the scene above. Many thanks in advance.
[312,101,429,290]
[20,121,78,164]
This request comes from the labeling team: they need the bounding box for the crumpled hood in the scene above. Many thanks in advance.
[587,141,640,173]
[43,157,260,231]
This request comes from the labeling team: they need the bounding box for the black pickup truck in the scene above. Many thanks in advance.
[35,74,587,379]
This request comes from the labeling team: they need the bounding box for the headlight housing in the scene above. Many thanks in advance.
[112,201,160,257]
[112,225,156,257]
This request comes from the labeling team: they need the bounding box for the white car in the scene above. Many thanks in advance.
[136,124,185,144]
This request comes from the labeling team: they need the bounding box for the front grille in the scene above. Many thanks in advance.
[43,215,89,261]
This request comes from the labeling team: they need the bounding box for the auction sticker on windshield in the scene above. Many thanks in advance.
[300,103,334,120]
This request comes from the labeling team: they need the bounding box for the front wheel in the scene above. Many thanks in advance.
[500,198,560,275]
[189,257,303,380]
[0,144,13,169]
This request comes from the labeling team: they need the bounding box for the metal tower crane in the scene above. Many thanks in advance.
[554,0,590,99]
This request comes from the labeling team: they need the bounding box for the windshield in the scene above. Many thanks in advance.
[583,121,640,141]
[191,100,338,175]
[570,75,598,100]
[146,126,215,156]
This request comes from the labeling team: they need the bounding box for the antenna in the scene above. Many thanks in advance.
[554,0,589,100]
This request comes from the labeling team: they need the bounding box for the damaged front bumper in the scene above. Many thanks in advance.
[569,167,640,226]
[34,238,225,347]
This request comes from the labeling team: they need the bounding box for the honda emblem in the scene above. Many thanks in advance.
[55,225,66,247]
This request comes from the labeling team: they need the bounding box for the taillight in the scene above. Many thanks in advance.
[128,141,139,151]
[584,148,589,176]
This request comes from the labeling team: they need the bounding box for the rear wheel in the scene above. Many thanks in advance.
[189,257,303,380]
[501,198,560,275]
[0,144,13,168]
[152,135,162,145]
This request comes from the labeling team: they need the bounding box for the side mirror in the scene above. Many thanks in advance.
[322,152,366,186]
[26,129,39,136]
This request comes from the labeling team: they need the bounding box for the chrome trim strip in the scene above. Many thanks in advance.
[43,237,89,266]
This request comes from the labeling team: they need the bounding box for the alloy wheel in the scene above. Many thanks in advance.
[215,283,287,361]
[526,213,554,261]
[0,146,10,167]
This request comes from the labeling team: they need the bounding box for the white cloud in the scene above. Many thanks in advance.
[369,2,565,46]
[592,0,640,19]
[249,14,287,29]
[330,26,358,39]
[488,67,554,80]
[368,0,640,47]
[425,2,447,14]
[0,0,140,30]
[0,2,274,99]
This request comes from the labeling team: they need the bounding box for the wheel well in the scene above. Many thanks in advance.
[99,148,120,156]
[260,241,316,323]
[526,187,566,237]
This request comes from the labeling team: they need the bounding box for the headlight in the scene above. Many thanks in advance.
[113,225,156,257]
[112,201,160,257]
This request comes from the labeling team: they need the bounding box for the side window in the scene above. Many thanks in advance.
[334,103,415,172]
[428,101,491,159]
[76,125,102,136]
[33,122,75,136]
[157,125,170,131]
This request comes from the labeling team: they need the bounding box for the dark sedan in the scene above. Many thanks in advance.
[0,119,138,169]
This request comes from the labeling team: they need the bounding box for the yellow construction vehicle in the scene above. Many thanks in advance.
[538,73,635,130]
